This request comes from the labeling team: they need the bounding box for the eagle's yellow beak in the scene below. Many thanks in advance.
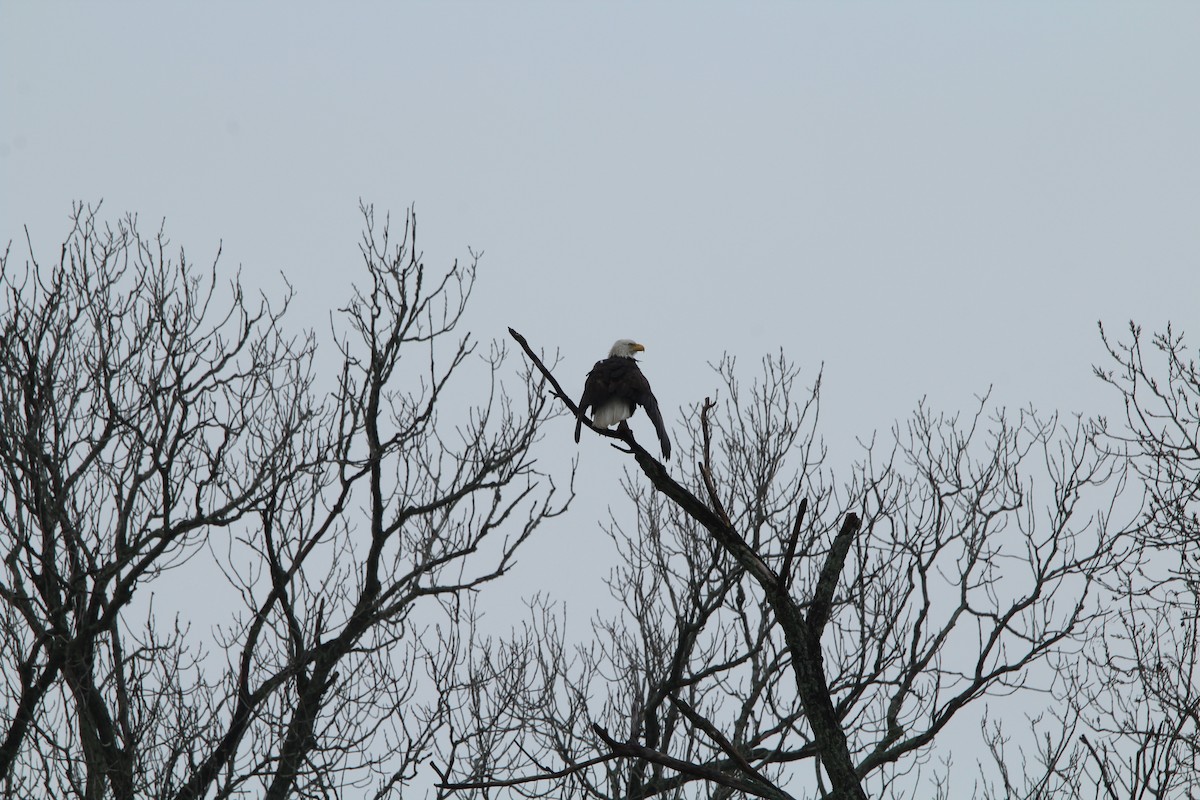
[632,343,646,353]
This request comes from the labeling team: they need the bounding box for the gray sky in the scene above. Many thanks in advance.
[6,5,1197,437]
[3,2,1199,786]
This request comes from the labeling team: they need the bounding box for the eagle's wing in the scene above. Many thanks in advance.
[575,359,603,442]
[628,367,671,460]
[639,388,671,460]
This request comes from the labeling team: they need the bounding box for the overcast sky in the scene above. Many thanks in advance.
[3,4,1200,767]
[6,4,1198,428]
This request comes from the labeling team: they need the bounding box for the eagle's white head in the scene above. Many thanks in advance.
[609,339,646,359]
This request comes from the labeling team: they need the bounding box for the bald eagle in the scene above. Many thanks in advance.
[575,339,671,459]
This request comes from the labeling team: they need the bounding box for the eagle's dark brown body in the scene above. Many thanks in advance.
[576,352,671,460]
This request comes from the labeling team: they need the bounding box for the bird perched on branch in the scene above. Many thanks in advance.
[575,339,671,459]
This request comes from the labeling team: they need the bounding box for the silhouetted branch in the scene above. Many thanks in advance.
[591,724,796,800]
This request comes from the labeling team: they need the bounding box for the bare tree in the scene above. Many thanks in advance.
[435,335,1130,800]
[0,204,570,799]
[967,322,1200,800]
[1063,323,1199,798]
[6,207,1185,800]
